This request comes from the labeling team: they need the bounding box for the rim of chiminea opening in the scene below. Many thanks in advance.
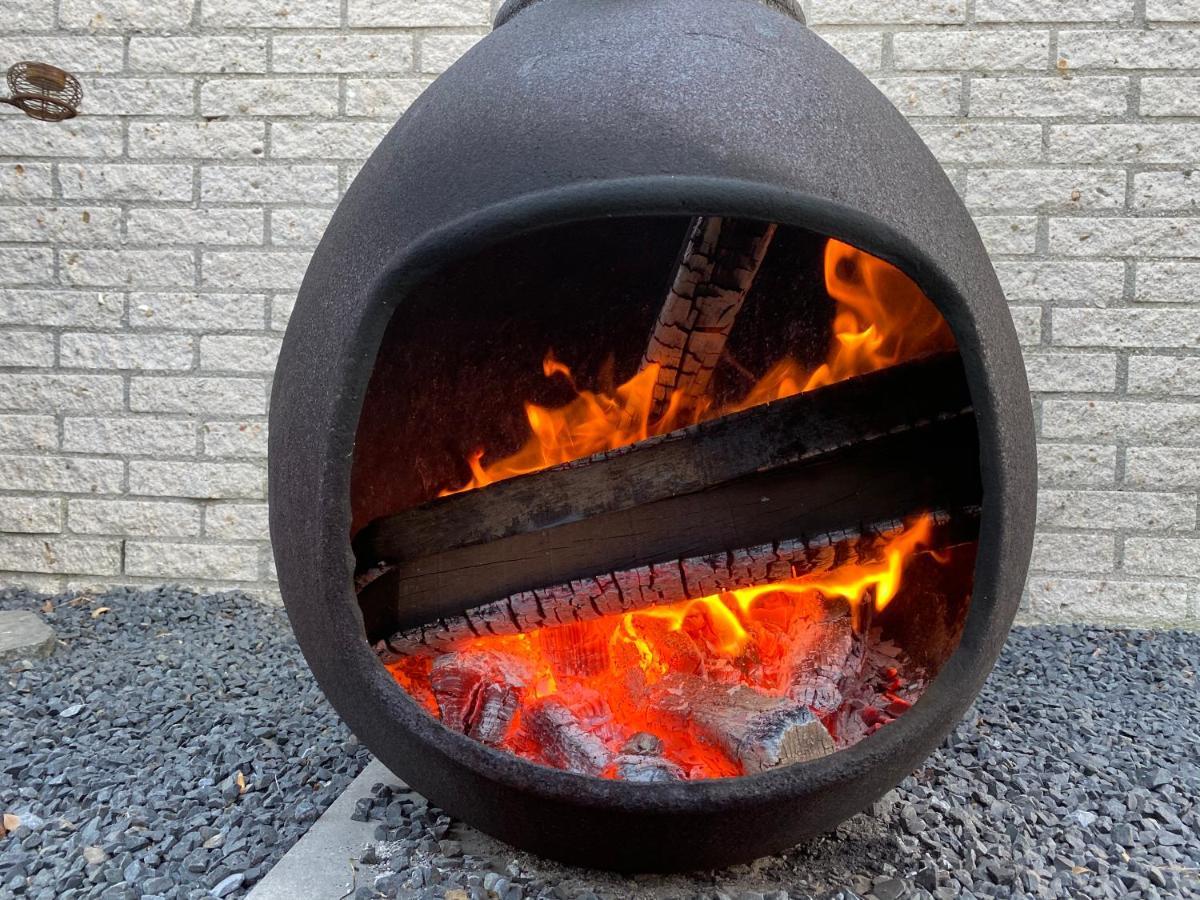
[321,173,1023,821]
[493,0,807,30]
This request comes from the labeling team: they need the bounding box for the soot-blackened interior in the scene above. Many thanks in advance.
[350,215,981,781]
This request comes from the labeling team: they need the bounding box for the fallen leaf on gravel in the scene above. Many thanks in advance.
[3,813,19,832]
[91,607,111,619]
[41,599,54,613]
[236,770,246,794]
[445,891,470,900]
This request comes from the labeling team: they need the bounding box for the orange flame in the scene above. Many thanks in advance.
[442,239,954,495]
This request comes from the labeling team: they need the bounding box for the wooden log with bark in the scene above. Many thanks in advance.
[647,674,836,773]
[641,216,777,419]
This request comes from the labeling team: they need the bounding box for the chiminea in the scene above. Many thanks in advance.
[269,0,1037,872]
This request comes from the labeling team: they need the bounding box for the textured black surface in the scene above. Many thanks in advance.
[268,0,1038,870]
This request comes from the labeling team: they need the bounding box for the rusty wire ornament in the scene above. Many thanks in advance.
[2,61,82,121]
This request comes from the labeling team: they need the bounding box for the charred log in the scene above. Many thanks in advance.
[611,733,685,783]
[647,674,835,773]
[429,651,527,745]
[522,697,613,777]
[641,216,777,418]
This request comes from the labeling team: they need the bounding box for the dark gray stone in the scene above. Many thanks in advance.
[0,610,55,662]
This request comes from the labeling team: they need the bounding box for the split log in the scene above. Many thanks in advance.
[788,600,858,716]
[359,408,981,644]
[378,507,979,657]
[611,733,685,783]
[429,651,528,745]
[354,349,972,576]
[522,697,613,777]
[641,216,777,418]
[647,674,835,773]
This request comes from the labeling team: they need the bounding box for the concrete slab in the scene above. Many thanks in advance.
[0,609,56,663]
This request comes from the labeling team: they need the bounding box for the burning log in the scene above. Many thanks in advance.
[429,651,528,745]
[611,733,685,783]
[647,674,835,773]
[379,509,977,657]
[523,697,613,777]
[641,216,777,418]
[788,600,859,716]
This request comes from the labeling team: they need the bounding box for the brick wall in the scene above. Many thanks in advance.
[1,0,1198,628]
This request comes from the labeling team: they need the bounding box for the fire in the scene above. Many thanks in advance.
[442,239,954,495]
[388,516,941,779]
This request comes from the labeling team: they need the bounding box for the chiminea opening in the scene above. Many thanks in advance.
[350,216,981,781]
[269,0,1036,873]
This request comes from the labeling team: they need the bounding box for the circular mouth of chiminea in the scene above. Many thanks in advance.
[350,214,982,783]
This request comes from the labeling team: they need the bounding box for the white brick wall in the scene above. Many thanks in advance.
[1,0,1198,627]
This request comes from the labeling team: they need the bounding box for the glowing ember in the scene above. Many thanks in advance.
[442,239,954,496]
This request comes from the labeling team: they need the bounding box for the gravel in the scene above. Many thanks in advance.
[0,586,370,900]
[2,586,1198,900]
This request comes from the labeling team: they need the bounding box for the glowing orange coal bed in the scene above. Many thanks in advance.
[380,238,974,781]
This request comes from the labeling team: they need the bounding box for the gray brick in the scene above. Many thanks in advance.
[0,331,54,368]
[60,334,194,371]
[59,0,191,30]
[64,417,196,456]
[0,207,121,244]
[0,247,52,286]
[349,0,489,27]
[0,163,53,200]
[273,34,415,72]
[912,123,1044,164]
[1137,261,1200,303]
[966,169,1125,212]
[129,293,266,332]
[1128,356,1200,396]
[1059,29,1200,69]
[1125,537,1200,577]
[977,0,1134,22]
[201,251,310,290]
[1038,490,1195,531]
[1052,309,1200,349]
[1037,443,1118,487]
[1024,352,1118,393]
[201,0,339,27]
[0,455,123,493]
[69,499,200,538]
[129,120,265,159]
[127,460,262,499]
[0,415,57,452]
[62,249,195,289]
[1026,577,1192,627]
[808,0,966,24]
[995,261,1126,306]
[893,30,1050,70]
[417,31,486,74]
[126,207,263,246]
[1147,0,1200,20]
[202,421,267,457]
[0,120,122,158]
[270,121,391,158]
[129,36,269,73]
[0,497,60,534]
[270,295,295,331]
[1051,218,1200,258]
[0,292,122,329]
[0,536,121,576]
[200,78,338,117]
[0,374,124,413]
[129,376,266,415]
[205,502,268,540]
[60,164,194,202]
[1126,447,1200,488]
[269,207,331,246]
[1042,399,1200,442]
[970,76,1128,118]
[85,78,195,115]
[1031,533,1116,573]
[1010,306,1043,346]
[975,216,1038,255]
[0,36,123,72]
[200,164,340,204]
[1141,77,1200,116]
[2,0,54,29]
[344,77,433,118]
[1049,124,1200,163]
[1133,171,1200,211]
[871,75,962,116]
[200,336,282,373]
[125,540,259,580]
